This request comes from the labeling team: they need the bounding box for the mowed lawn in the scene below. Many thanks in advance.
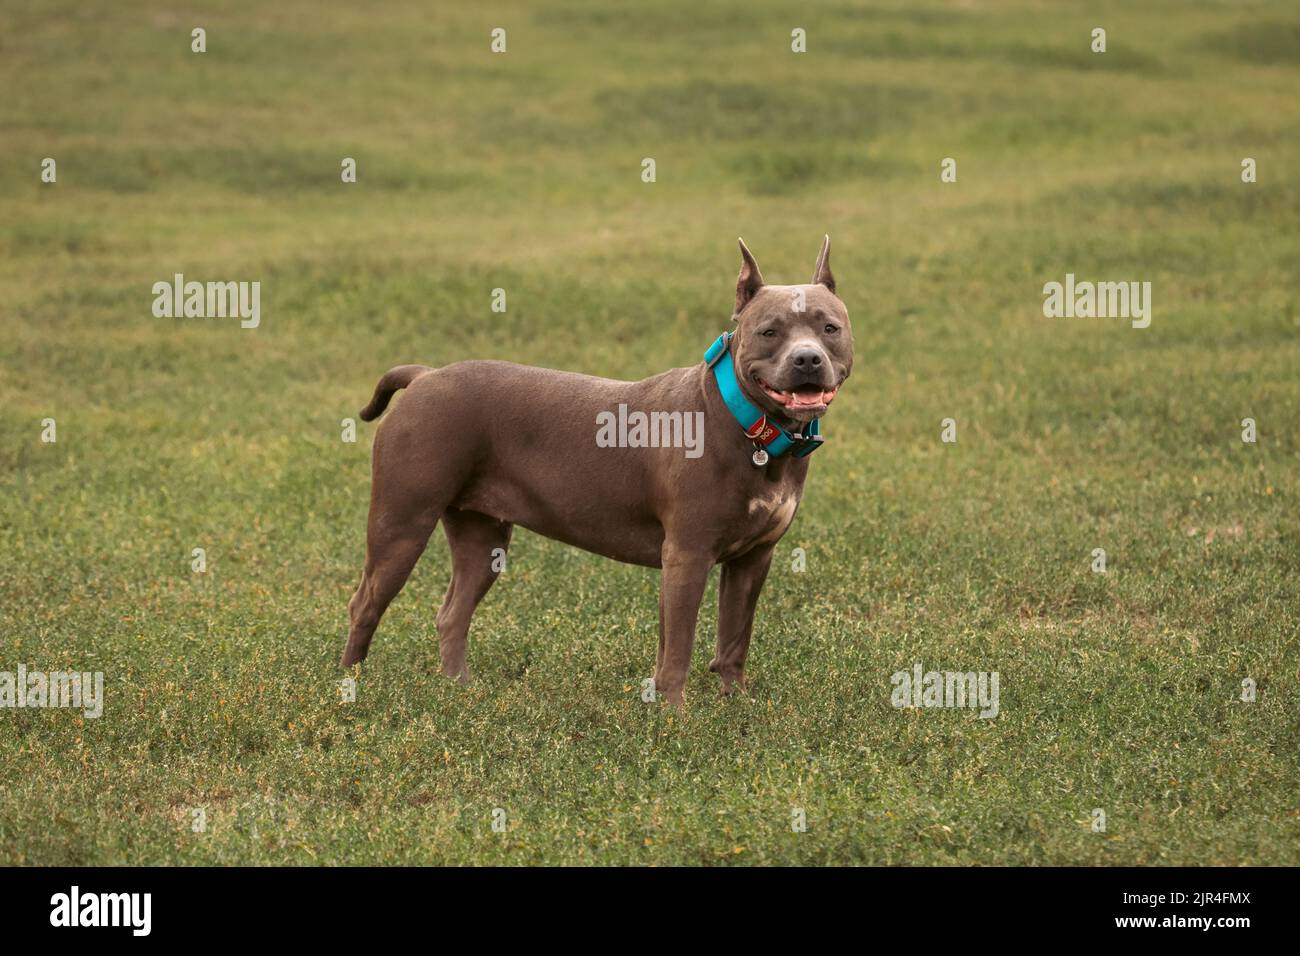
[1,0,1298,865]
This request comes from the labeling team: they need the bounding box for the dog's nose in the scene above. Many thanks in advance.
[791,348,823,370]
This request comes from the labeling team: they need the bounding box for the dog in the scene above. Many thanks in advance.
[341,237,853,704]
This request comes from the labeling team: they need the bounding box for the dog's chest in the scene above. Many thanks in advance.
[726,483,802,555]
[747,488,797,525]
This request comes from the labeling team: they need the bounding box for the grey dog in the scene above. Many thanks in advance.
[342,237,853,705]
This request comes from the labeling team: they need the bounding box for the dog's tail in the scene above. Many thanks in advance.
[359,365,433,421]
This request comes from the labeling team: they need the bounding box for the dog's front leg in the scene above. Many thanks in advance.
[654,545,714,706]
[710,543,775,695]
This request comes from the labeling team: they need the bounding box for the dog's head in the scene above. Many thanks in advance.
[728,236,853,426]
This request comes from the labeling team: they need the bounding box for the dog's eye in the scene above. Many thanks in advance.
[761,328,777,337]
[824,324,839,334]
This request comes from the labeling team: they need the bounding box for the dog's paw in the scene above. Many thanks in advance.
[717,674,749,697]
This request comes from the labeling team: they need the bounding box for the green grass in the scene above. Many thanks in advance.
[1,0,1298,865]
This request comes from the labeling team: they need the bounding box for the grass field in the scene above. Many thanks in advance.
[2,0,1298,865]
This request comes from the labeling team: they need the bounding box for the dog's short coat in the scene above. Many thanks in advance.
[341,237,853,704]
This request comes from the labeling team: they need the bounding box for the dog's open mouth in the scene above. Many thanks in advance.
[756,377,839,411]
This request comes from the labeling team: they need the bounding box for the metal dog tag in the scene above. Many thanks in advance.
[752,448,769,467]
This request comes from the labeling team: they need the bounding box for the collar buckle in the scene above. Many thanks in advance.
[789,430,825,458]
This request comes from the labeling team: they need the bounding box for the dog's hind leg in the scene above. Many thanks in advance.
[655,588,666,677]
[341,443,448,666]
[341,511,439,667]
[435,508,513,681]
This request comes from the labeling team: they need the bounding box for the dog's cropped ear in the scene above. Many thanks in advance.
[734,238,765,319]
[812,235,835,295]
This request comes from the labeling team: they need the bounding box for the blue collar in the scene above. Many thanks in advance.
[704,332,824,460]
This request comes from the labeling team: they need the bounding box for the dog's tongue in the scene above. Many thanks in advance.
[789,386,831,408]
